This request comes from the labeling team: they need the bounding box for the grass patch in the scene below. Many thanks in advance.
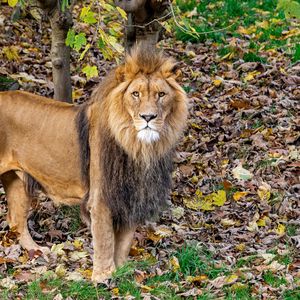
[262,270,288,288]
[173,0,299,62]
[293,44,300,62]
[236,255,257,268]
[224,284,254,300]
[283,287,300,300]
[286,224,299,237]
[22,278,109,300]
[60,205,82,233]
[174,244,229,279]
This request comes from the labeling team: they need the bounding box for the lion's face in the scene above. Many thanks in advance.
[100,45,188,161]
[123,74,175,143]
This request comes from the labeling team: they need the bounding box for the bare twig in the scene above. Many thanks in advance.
[125,11,172,29]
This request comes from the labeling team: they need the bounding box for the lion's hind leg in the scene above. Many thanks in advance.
[1,171,49,254]
[114,227,136,267]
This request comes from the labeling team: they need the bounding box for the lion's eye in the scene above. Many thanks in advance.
[132,91,140,97]
[158,92,165,98]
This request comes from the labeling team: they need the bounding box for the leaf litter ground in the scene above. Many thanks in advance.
[0,2,299,299]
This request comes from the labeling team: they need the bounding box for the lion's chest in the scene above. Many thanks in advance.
[99,135,173,228]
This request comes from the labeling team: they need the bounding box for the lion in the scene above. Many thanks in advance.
[0,44,188,282]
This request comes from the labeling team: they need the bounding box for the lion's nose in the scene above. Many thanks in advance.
[139,114,157,122]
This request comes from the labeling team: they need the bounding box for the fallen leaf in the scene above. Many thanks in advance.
[2,46,20,61]
[258,183,271,201]
[211,190,227,206]
[221,218,237,226]
[233,191,249,201]
[55,264,67,277]
[232,164,253,180]
[275,224,286,236]
[171,206,185,219]
[170,256,180,272]
[244,70,261,81]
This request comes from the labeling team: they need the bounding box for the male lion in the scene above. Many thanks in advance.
[0,44,188,282]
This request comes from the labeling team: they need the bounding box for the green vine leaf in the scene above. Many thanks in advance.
[80,7,97,24]
[82,65,98,80]
[74,33,87,52]
[66,29,76,47]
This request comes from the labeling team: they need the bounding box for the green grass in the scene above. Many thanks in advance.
[174,244,229,279]
[0,278,110,300]
[224,285,254,300]
[293,44,300,62]
[286,224,299,237]
[236,255,257,268]
[0,245,297,299]
[60,205,82,233]
[173,0,300,62]
[283,287,300,300]
[262,270,288,288]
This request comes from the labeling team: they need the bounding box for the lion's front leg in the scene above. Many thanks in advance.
[114,227,136,267]
[90,200,116,283]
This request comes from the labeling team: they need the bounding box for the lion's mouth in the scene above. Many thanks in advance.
[137,127,160,143]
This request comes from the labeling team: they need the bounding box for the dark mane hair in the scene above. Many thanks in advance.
[100,131,173,229]
[76,105,90,187]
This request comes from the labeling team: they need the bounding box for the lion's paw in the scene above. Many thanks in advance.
[91,266,115,283]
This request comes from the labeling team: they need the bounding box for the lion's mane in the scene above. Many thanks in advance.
[78,44,188,228]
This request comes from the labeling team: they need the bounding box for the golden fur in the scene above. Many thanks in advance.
[0,44,188,282]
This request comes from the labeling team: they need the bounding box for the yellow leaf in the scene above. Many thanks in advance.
[212,190,227,206]
[235,243,246,252]
[257,218,266,227]
[80,269,92,279]
[141,285,153,292]
[170,256,180,272]
[51,243,65,256]
[155,226,173,238]
[258,183,271,201]
[232,283,247,290]
[8,0,18,7]
[3,46,20,61]
[186,275,208,283]
[213,79,223,86]
[225,274,239,284]
[55,264,67,277]
[281,28,300,39]
[183,197,214,211]
[233,191,249,201]
[112,288,119,296]
[147,231,163,244]
[73,239,83,249]
[256,20,269,29]
[221,218,236,226]
[275,224,285,236]
[116,6,127,20]
[237,25,256,35]
[72,89,84,101]
[244,71,261,82]
[221,51,235,60]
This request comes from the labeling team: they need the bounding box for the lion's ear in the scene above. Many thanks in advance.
[115,65,126,82]
[161,60,182,80]
[170,63,182,80]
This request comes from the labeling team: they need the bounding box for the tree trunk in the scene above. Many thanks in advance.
[49,8,72,102]
[115,0,170,50]
[37,0,73,103]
